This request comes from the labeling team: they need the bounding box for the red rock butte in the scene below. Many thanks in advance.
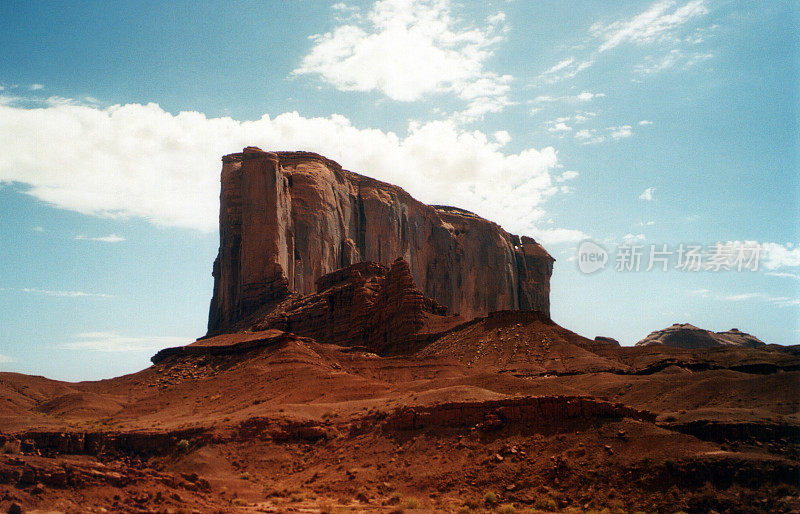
[207,147,554,339]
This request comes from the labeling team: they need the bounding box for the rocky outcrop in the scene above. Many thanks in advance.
[207,148,554,335]
[594,336,621,346]
[636,324,767,349]
[348,395,656,433]
[252,258,453,354]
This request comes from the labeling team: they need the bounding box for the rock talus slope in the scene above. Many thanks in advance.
[207,148,554,334]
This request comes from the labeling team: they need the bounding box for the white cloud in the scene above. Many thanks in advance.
[20,288,113,298]
[534,91,605,103]
[637,220,655,226]
[765,271,800,281]
[574,124,637,145]
[689,288,710,296]
[535,58,594,84]
[639,187,656,200]
[532,227,588,245]
[622,233,646,244]
[0,354,15,363]
[721,292,799,308]
[547,121,572,133]
[537,0,711,85]
[759,242,800,270]
[635,48,713,74]
[60,332,191,352]
[0,99,569,240]
[294,0,511,120]
[555,170,579,183]
[29,84,45,91]
[608,125,633,139]
[493,130,511,146]
[590,0,709,52]
[75,234,125,243]
[32,225,44,232]
[638,120,654,126]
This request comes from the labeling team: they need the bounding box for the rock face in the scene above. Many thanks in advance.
[250,259,452,354]
[207,148,554,335]
[635,324,766,349]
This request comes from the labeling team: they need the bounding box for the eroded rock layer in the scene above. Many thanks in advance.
[251,259,453,354]
[207,148,554,335]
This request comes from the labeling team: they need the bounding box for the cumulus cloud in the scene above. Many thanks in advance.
[0,354,15,363]
[75,234,125,243]
[698,241,800,272]
[638,120,654,126]
[29,84,44,91]
[555,170,579,183]
[759,242,800,270]
[60,332,191,352]
[590,0,709,52]
[639,187,656,200]
[0,98,576,240]
[294,0,511,120]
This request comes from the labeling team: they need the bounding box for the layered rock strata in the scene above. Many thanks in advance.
[207,148,554,335]
[252,259,451,354]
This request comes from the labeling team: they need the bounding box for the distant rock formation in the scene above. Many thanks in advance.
[207,148,554,336]
[635,323,766,349]
[594,336,621,346]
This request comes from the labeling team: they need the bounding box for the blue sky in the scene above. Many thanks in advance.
[0,0,797,381]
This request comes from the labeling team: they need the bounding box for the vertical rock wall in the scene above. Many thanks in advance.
[208,148,554,335]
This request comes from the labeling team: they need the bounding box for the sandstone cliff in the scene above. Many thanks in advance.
[207,147,554,335]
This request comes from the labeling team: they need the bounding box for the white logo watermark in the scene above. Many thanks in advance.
[576,240,762,274]
[577,240,608,274]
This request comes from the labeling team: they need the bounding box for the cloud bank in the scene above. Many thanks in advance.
[0,99,577,243]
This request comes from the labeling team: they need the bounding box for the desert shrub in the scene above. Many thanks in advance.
[289,492,304,502]
[239,471,253,481]
[497,504,516,513]
[387,492,403,505]
[401,497,420,509]
[533,496,557,511]
[175,439,190,453]
[484,491,499,507]
[463,498,481,510]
